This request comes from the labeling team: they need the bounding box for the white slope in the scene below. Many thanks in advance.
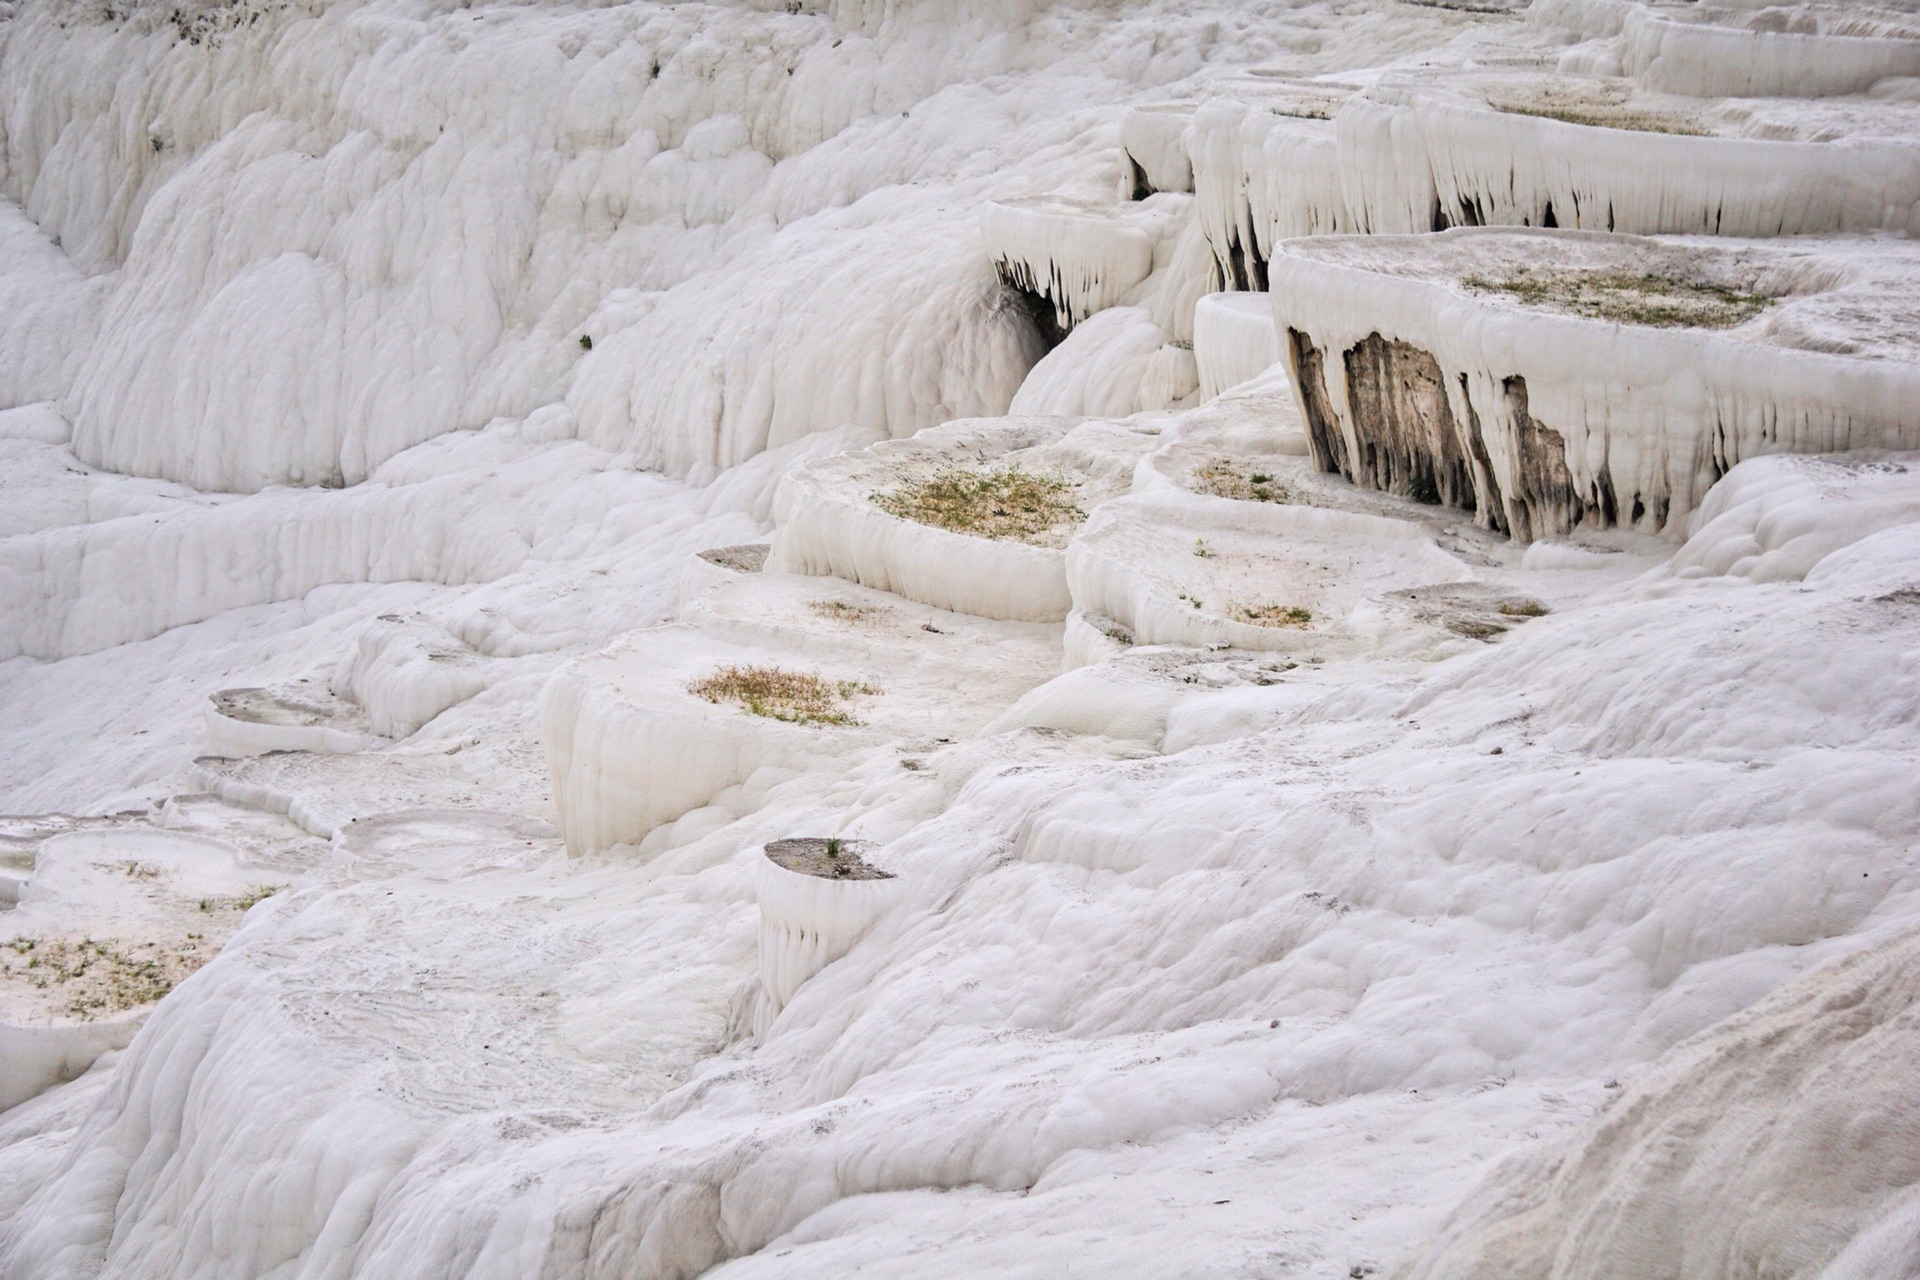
[3,0,1278,492]
[6,449,1917,1279]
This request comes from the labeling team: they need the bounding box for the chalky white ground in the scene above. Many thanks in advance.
[2,0,1919,1277]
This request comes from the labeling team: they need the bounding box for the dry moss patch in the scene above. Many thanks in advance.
[2,935,213,1021]
[808,599,887,625]
[873,467,1081,543]
[1194,459,1297,504]
[1462,268,1771,329]
[690,665,878,726]
[1489,96,1707,136]
[1235,603,1314,628]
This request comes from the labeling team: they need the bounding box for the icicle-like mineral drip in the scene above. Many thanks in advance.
[981,199,1159,333]
[1338,86,1920,239]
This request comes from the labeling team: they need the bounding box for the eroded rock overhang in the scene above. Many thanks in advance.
[1271,227,1920,540]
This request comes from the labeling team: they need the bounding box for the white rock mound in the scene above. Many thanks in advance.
[1397,925,1920,1280]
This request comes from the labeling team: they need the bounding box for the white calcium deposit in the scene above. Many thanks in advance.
[3,0,1919,1276]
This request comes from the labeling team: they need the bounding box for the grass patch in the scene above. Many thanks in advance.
[1194,459,1296,504]
[2,935,212,1020]
[690,665,877,726]
[1235,603,1314,628]
[1490,98,1707,136]
[1498,599,1550,618]
[1461,268,1771,329]
[198,884,287,913]
[873,467,1081,544]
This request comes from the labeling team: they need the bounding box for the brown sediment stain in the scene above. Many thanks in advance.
[1285,331,1638,541]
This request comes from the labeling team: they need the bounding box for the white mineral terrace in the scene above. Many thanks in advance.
[2,0,1919,1276]
[1271,227,1920,538]
[1532,0,1920,97]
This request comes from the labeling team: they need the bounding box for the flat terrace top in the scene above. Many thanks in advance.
[797,415,1160,550]
[1277,228,1920,362]
[764,837,893,881]
[210,686,366,730]
[1412,68,1920,143]
[1193,64,1920,144]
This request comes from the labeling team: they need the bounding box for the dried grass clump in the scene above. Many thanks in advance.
[690,665,877,726]
[2,935,213,1020]
[1194,459,1297,504]
[873,467,1081,543]
[1462,268,1770,329]
[1235,603,1314,628]
[1498,599,1550,618]
[1489,96,1708,136]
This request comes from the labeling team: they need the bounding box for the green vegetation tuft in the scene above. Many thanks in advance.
[1461,268,1771,329]
[1195,459,1297,504]
[2,934,212,1020]
[873,467,1081,543]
